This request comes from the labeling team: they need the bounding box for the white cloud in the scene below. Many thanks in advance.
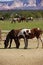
[12,1,23,7]
[27,0,36,7]
[10,0,36,8]
[0,0,43,10]
[9,0,24,9]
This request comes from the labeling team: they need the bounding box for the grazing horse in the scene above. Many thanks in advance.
[20,17,26,22]
[24,28,43,49]
[4,29,30,49]
[4,28,43,49]
[0,17,5,21]
[11,18,21,23]
[26,17,33,22]
[11,18,17,23]
[4,29,21,48]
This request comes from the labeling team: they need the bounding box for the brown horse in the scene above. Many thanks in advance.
[4,29,21,48]
[24,28,43,49]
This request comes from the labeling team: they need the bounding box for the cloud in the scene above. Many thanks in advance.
[27,0,36,7]
[0,0,37,10]
[10,0,36,8]
[10,1,23,8]
[0,0,43,10]
[0,4,10,10]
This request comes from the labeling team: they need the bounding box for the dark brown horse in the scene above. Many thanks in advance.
[4,29,21,48]
[19,17,26,22]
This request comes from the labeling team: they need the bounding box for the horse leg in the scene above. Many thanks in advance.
[9,39,12,48]
[36,38,39,48]
[24,38,28,49]
[14,38,20,49]
[39,37,43,48]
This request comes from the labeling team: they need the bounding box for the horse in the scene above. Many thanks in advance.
[4,29,21,48]
[11,18,17,23]
[4,29,30,49]
[11,17,21,23]
[19,17,26,22]
[4,28,43,49]
[0,17,5,21]
[26,17,33,22]
[23,28,43,49]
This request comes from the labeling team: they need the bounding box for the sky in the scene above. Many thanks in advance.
[0,0,43,10]
[0,0,13,1]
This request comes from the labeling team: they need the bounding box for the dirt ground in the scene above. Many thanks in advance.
[0,37,43,65]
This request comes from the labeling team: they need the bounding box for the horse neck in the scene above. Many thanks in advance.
[6,34,10,42]
[15,29,21,35]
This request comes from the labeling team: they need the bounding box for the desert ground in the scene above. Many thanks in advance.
[0,35,43,65]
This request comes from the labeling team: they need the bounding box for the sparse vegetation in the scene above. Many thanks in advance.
[0,20,43,30]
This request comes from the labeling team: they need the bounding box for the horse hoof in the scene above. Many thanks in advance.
[8,47,11,48]
[4,46,7,49]
[24,47,27,49]
[16,46,19,49]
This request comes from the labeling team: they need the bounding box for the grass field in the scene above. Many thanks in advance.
[0,19,43,30]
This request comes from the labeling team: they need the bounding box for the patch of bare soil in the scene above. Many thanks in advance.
[0,35,43,65]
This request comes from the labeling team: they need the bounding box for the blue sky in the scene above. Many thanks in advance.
[0,0,13,1]
[0,0,40,3]
[36,0,41,5]
[0,0,41,5]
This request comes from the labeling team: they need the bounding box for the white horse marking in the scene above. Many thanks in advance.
[18,29,29,37]
[28,29,31,33]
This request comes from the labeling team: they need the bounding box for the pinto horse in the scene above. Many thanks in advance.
[4,28,43,49]
[24,28,43,49]
[0,17,5,21]
[4,29,30,49]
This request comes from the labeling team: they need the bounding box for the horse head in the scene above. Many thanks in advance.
[4,39,9,48]
[4,33,10,48]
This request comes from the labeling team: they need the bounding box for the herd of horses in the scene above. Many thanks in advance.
[0,16,33,23]
[4,28,43,49]
[11,17,33,23]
